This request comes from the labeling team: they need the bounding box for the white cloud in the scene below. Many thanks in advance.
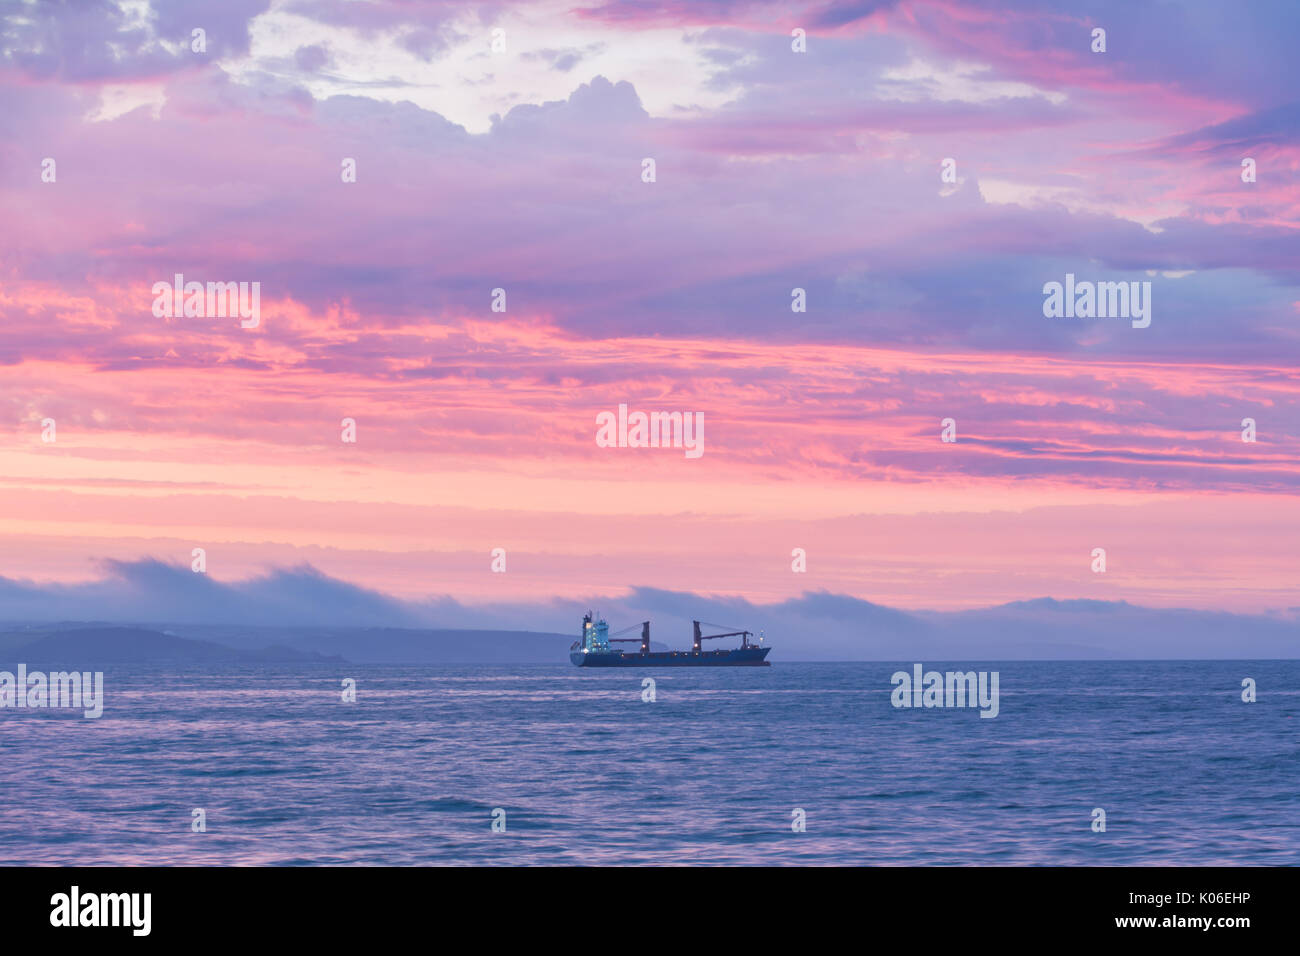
[877,59,1066,105]
[233,0,734,132]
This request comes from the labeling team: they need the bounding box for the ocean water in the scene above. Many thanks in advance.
[1,661,1296,865]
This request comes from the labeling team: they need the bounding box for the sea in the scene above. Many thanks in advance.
[1,661,1296,865]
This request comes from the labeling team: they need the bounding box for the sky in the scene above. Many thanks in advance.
[1,0,1297,622]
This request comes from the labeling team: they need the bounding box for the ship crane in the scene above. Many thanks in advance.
[606,621,651,654]
[693,620,756,653]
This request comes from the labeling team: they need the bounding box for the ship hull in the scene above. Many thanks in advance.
[570,647,771,667]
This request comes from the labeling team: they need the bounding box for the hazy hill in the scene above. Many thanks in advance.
[164,625,601,663]
[2,626,345,665]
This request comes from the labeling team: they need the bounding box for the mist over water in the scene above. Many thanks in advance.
[2,661,1295,865]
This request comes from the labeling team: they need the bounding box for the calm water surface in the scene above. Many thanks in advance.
[1,661,1295,865]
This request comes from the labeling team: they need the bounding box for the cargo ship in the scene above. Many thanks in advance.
[569,612,771,667]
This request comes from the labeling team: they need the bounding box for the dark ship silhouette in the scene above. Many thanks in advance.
[569,613,771,667]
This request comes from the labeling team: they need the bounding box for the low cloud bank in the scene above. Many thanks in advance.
[0,561,1294,659]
